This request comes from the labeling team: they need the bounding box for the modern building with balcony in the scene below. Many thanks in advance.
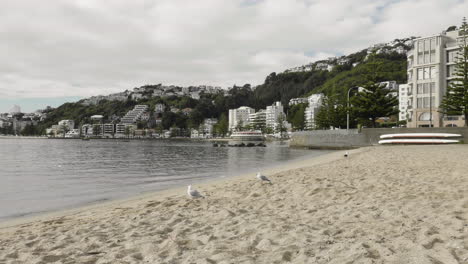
[228,106,255,131]
[304,94,324,129]
[265,102,286,131]
[406,27,467,127]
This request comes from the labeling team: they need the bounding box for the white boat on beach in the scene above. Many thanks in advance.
[379,139,460,144]
[380,133,461,139]
[230,131,265,141]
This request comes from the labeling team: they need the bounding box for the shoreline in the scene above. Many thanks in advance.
[1,145,466,263]
[0,147,351,229]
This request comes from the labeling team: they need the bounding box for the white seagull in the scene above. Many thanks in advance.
[257,172,271,183]
[187,185,203,198]
[344,151,349,158]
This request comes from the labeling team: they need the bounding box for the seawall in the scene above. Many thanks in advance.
[290,127,468,149]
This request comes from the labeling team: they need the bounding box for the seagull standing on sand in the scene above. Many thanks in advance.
[187,185,203,198]
[344,151,349,158]
[257,172,271,183]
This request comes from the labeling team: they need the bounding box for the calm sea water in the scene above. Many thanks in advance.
[0,138,331,221]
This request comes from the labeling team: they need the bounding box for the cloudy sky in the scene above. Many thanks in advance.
[1,0,467,112]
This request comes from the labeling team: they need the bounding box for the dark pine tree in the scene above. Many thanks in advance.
[351,53,399,128]
[440,18,468,126]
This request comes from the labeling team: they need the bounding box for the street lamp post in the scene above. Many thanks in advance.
[347,87,359,131]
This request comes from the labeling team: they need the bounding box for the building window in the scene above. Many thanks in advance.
[430,38,436,51]
[417,68,424,80]
[423,67,430,79]
[447,50,458,63]
[430,67,436,78]
[447,65,456,77]
[417,96,435,108]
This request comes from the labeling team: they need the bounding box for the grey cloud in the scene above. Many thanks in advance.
[0,0,467,99]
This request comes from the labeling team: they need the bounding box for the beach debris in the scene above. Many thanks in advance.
[344,151,349,157]
[187,185,204,198]
[257,172,271,183]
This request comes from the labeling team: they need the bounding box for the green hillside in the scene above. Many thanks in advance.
[33,39,413,134]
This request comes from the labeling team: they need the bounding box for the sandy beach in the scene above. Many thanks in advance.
[0,145,467,264]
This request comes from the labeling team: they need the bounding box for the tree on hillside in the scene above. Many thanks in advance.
[59,124,70,137]
[351,54,399,127]
[287,103,308,131]
[92,124,101,137]
[440,18,468,126]
[315,95,348,129]
[214,113,228,137]
[276,114,288,138]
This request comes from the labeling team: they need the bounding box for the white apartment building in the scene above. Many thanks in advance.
[103,124,115,135]
[249,110,266,130]
[304,94,324,129]
[379,81,399,97]
[288,97,308,106]
[398,84,409,121]
[154,104,165,113]
[120,105,149,124]
[58,120,75,130]
[406,27,467,127]
[265,102,286,130]
[228,106,255,131]
[191,118,218,138]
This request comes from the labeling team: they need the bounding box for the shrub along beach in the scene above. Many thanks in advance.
[0,145,467,263]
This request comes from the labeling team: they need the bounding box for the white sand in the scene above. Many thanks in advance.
[0,145,467,264]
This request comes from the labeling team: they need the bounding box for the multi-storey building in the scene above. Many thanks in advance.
[288,97,308,106]
[406,28,467,127]
[304,94,324,129]
[249,110,266,130]
[398,84,409,121]
[265,102,285,130]
[58,120,75,130]
[120,105,148,124]
[228,106,255,131]
[103,124,115,135]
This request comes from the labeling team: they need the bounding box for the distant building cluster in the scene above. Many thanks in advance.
[80,84,226,106]
[0,105,47,135]
[228,102,291,137]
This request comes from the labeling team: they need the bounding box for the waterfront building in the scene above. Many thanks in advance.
[81,124,93,136]
[120,105,149,124]
[103,124,115,136]
[228,106,255,131]
[200,118,218,138]
[115,124,126,135]
[249,110,266,131]
[65,129,80,138]
[58,120,75,130]
[406,27,467,127]
[399,84,409,121]
[265,102,286,131]
[304,94,324,129]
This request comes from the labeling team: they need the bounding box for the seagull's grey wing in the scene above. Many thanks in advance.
[190,189,202,197]
[260,175,270,181]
